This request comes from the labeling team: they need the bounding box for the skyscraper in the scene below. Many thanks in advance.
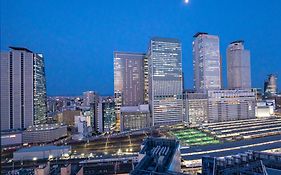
[82,91,99,131]
[114,52,146,130]
[148,37,183,125]
[0,47,47,131]
[193,32,222,92]
[264,74,278,97]
[227,40,251,89]
[83,91,98,107]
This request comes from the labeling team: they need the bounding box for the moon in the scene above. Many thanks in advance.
[184,0,189,4]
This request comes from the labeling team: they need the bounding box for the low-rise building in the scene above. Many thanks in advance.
[23,124,67,144]
[255,100,275,117]
[202,151,281,175]
[1,131,22,147]
[13,145,71,161]
[56,110,82,126]
[120,104,150,131]
[184,92,208,124]
[207,89,256,122]
[34,163,50,175]
[131,138,182,175]
[72,116,91,140]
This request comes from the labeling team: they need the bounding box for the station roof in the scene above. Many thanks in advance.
[16,145,70,153]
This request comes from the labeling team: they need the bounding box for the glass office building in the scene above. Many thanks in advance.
[147,38,183,125]
[193,32,222,92]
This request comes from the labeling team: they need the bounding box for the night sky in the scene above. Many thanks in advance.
[1,0,281,96]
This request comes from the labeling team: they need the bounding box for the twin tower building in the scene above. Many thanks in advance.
[114,33,253,131]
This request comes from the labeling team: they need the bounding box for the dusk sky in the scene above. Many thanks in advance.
[1,0,281,96]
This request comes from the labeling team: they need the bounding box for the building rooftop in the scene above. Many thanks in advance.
[202,151,281,175]
[193,32,208,37]
[230,40,244,44]
[151,37,180,43]
[121,104,149,113]
[131,138,181,175]
[25,123,66,132]
[9,46,33,53]
[114,51,146,56]
[15,145,71,153]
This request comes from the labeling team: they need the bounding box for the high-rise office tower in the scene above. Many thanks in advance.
[193,32,222,92]
[148,37,183,125]
[114,52,146,130]
[85,92,99,131]
[83,91,98,106]
[264,74,277,97]
[0,47,47,131]
[227,40,251,89]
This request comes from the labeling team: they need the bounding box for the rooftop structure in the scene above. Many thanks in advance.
[199,117,281,141]
[202,151,281,175]
[131,138,182,175]
[23,123,67,144]
[14,145,71,161]
[264,74,278,97]
[16,145,70,153]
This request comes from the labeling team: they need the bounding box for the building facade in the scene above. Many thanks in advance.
[264,74,277,97]
[227,40,251,89]
[13,145,71,161]
[120,104,150,131]
[114,52,146,130]
[83,91,98,107]
[148,38,183,126]
[0,47,47,131]
[193,33,222,92]
[1,131,23,147]
[207,89,256,122]
[184,92,208,124]
[95,96,116,133]
[22,124,67,144]
[101,97,116,133]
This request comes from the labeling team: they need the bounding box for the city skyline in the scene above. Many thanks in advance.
[1,0,281,96]
[1,2,281,174]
